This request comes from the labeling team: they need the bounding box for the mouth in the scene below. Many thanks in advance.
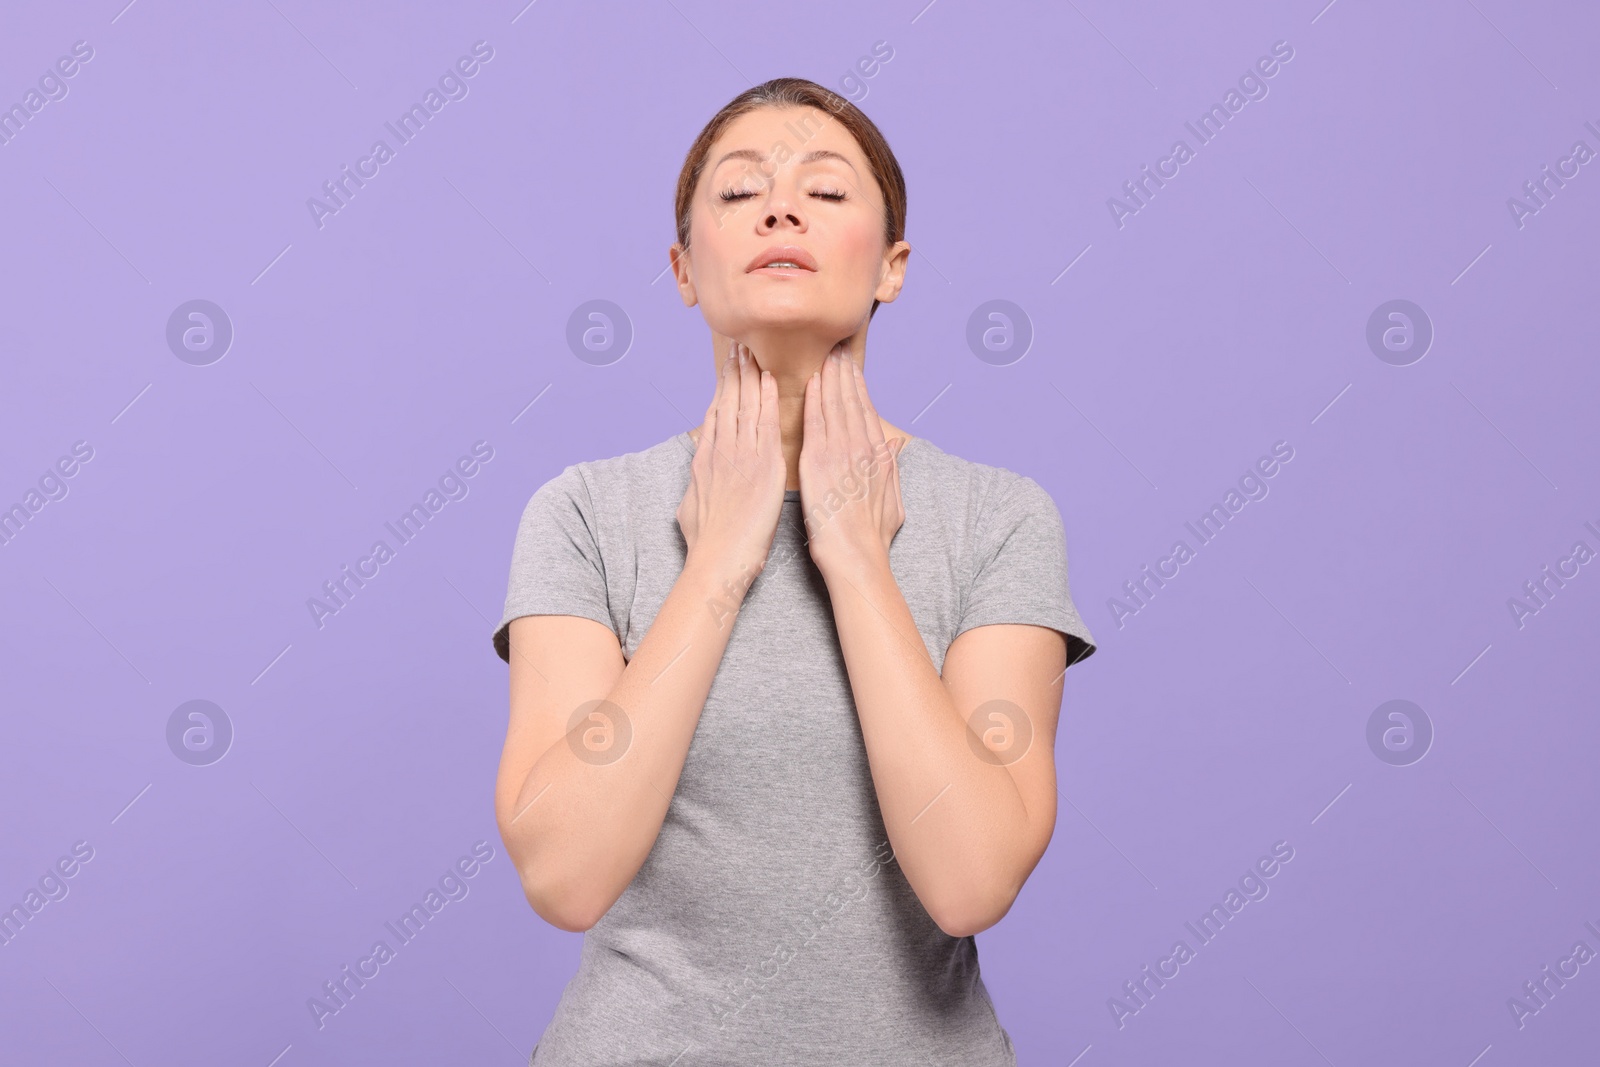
[746,245,818,274]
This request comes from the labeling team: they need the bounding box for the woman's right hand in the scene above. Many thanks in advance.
[677,340,786,586]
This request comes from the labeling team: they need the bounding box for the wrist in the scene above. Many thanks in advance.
[681,550,765,628]
[816,544,892,590]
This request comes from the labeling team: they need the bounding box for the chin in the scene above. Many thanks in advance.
[708,295,867,340]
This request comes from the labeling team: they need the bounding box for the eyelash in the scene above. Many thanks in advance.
[718,188,847,203]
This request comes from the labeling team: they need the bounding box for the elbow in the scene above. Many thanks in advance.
[926,882,1019,939]
[518,868,606,933]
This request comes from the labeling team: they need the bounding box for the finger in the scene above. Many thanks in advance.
[737,343,760,453]
[803,360,825,459]
[757,366,780,459]
[695,341,734,467]
[704,337,735,427]
[836,342,870,455]
[715,339,741,459]
[821,344,849,455]
[850,359,887,454]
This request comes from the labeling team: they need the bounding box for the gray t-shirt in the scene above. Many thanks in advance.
[492,429,1096,1066]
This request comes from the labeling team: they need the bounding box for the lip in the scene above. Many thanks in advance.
[746,245,818,273]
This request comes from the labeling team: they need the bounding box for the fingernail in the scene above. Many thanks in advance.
[739,347,747,366]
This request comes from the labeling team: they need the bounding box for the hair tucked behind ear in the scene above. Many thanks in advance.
[673,77,907,318]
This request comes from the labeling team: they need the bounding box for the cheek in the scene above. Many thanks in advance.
[830,220,885,285]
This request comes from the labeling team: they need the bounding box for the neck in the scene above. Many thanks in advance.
[689,330,910,492]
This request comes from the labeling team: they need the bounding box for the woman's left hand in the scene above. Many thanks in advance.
[799,342,906,583]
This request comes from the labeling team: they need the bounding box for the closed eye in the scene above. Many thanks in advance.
[718,188,849,202]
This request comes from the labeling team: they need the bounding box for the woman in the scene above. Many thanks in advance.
[492,77,1096,1066]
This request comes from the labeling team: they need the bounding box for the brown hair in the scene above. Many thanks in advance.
[673,77,907,318]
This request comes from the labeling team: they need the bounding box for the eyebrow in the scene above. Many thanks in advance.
[711,148,859,175]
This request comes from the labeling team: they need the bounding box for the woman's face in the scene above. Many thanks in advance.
[672,105,910,349]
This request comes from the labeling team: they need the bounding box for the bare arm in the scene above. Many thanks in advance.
[798,349,1072,936]
[494,558,746,932]
[826,569,1068,937]
[494,342,784,932]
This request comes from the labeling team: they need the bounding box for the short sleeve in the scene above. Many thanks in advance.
[491,464,618,664]
[954,471,1097,667]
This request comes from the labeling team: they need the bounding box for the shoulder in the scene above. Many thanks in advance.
[522,432,691,518]
[902,436,1061,532]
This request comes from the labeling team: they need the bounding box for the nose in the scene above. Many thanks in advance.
[757,183,806,233]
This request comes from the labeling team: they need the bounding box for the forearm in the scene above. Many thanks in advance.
[824,561,1039,935]
[506,555,750,930]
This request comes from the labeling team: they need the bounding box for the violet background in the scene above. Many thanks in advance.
[2,1,1597,1064]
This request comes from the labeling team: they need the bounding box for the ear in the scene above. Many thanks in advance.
[669,243,699,308]
[874,240,911,305]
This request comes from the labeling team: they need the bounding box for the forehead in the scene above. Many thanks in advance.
[705,106,867,174]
